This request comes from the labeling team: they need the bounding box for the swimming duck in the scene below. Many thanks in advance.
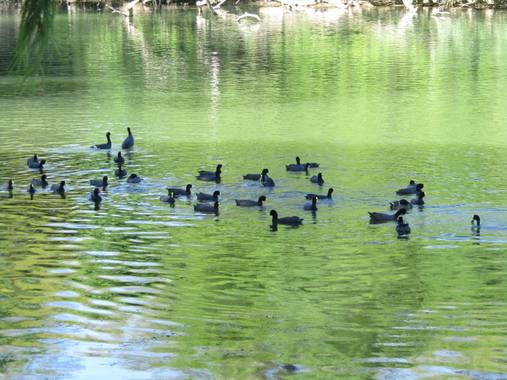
[235,195,267,207]
[270,210,303,229]
[287,156,319,170]
[90,176,108,189]
[6,179,13,192]
[396,217,411,236]
[368,208,407,224]
[286,158,309,172]
[306,188,333,200]
[261,172,275,187]
[27,154,38,166]
[196,164,222,182]
[92,132,112,149]
[115,164,127,178]
[127,174,142,183]
[168,184,192,197]
[121,128,135,149]
[89,188,102,203]
[194,201,219,214]
[303,196,318,211]
[389,199,412,211]
[50,181,66,194]
[27,183,36,194]
[160,190,176,205]
[31,174,49,188]
[243,168,269,181]
[411,191,425,205]
[310,173,324,185]
[396,181,423,195]
[196,190,220,202]
[471,214,481,231]
[28,159,46,169]
[114,152,125,164]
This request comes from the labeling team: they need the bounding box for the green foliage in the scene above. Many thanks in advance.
[12,0,55,74]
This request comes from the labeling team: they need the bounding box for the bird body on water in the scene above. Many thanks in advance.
[310,173,324,185]
[194,201,219,214]
[115,165,127,178]
[90,176,108,189]
[243,168,269,181]
[160,190,176,204]
[304,196,318,211]
[306,188,333,200]
[235,196,267,207]
[122,128,135,149]
[168,184,192,197]
[196,165,222,182]
[92,132,112,149]
[396,217,411,236]
[127,174,142,183]
[196,191,220,202]
[50,181,66,194]
[270,209,303,230]
[32,175,48,188]
[369,208,407,223]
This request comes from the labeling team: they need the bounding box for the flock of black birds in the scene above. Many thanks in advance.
[3,127,482,236]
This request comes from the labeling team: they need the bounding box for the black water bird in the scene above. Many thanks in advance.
[235,195,267,207]
[396,181,423,196]
[168,184,192,197]
[471,214,481,233]
[127,174,142,183]
[389,199,412,211]
[122,127,134,149]
[310,173,324,185]
[243,168,269,181]
[287,156,319,169]
[306,188,333,200]
[196,190,220,202]
[27,154,38,166]
[411,191,425,206]
[114,152,125,164]
[32,174,48,188]
[196,164,222,182]
[27,184,36,195]
[90,176,108,189]
[28,159,46,170]
[115,164,127,178]
[286,157,309,172]
[396,216,411,236]
[6,179,13,192]
[368,208,406,224]
[50,181,66,194]
[303,196,318,211]
[270,209,303,230]
[92,132,112,149]
[261,172,275,187]
[194,201,219,214]
[89,188,102,203]
[160,190,176,205]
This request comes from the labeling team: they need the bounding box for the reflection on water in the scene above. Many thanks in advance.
[1,6,507,379]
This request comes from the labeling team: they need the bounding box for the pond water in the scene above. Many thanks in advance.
[1,5,507,379]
